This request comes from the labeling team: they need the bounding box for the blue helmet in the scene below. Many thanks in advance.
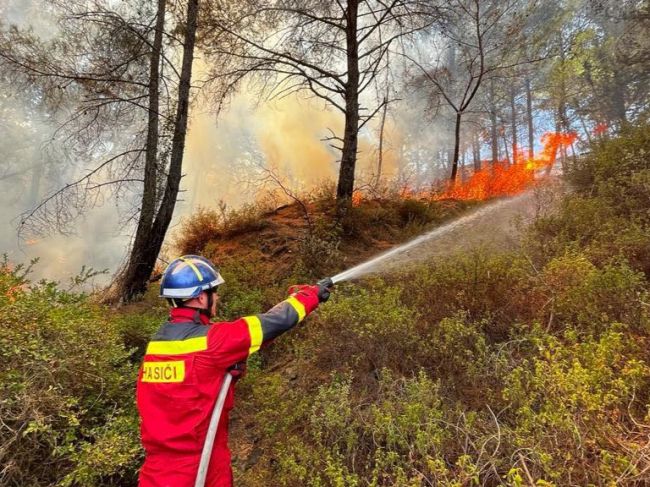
[159,255,225,300]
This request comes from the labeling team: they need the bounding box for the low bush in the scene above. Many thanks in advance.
[341,201,401,241]
[396,198,441,226]
[530,124,650,276]
[503,327,650,485]
[401,251,535,337]
[173,206,223,255]
[296,219,343,280]
[340,198,470,242]
[210,256,267,321]
[0,259,140,486]
[7,127,650,486]
[175,203,270,255]
[303,282,426,378]
[534,255,649,334]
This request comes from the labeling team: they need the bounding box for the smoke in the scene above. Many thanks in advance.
[1,0,59,39]
[0,2,128,286]
[256,97,340,185]
[182,85,421,210]
[0,2,463,287]
[183,93,342,210]
[0,79,439,287]
[0,99,128,287]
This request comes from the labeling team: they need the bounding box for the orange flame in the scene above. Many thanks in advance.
[593,122,608,136]
[350,132,577,206]
[352,190,363,207]
[434,131,577,201]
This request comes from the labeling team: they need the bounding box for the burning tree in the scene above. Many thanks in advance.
[202,0,435,205]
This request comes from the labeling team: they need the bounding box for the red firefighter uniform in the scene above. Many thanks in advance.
[136,286,320,487]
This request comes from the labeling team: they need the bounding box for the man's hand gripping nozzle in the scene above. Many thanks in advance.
[316,277,334,303]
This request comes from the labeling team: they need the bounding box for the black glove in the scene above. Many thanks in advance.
[316,277,333,303]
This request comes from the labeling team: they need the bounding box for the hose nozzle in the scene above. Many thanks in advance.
[316,277,334,288]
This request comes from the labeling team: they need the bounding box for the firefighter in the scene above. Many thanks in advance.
[136,255,331,487]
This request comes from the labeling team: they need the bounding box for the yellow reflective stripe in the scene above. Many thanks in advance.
[146,336,207,355]
[244,316,263,355]
[180,257,203,281]
[286,296,306,322]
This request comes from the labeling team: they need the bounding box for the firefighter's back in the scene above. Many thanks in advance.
[137,311,236,487]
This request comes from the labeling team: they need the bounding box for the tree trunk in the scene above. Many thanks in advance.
[556,33,571,135]
[374,96,388,188]
[490,80,498,165]
[610,70,627,127]
[502,133,510,165]
[525,77,534,159]
[460,147,466,181]
[119,0,199,301]
[558,99,570,132]
[510,86,518,163]
[578,113,593,145]
[336,0,360,203]
[472,132,481,171]
[450,111,462,182]
[117,0,166,301]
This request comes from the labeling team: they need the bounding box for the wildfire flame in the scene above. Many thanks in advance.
[593,122,608,137]
[435,131,577,201]
[351,131,577,206]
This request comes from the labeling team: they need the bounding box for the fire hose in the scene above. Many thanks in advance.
[194,277,334,487]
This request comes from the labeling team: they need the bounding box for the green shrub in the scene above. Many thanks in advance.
[396,198,436,225]
[115,311,165,362]
[297,219,343,280]
[503,327,650,485]
[8,128,650,486]
[250,368,523,487]
[341,201,401,240]
[0,261,140,486]
[174,203,270,254]
[528,125,650,276]
[535,255,649,334]
[212,256,267,321]
[567,124,650,202]
[524,195,650,275]
[304,283,426,376]
[339,198,470,243]
[401,251,535,338]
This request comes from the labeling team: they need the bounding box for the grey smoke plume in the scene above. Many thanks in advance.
[0,2,463,286]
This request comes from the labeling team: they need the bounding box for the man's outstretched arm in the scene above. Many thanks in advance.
[254,284,330,343]
[206,284,331,367]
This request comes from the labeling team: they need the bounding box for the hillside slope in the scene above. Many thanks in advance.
[224,127,650,486]
[1,125,649,486]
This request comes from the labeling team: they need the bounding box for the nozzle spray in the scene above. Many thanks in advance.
[326,193,531,284]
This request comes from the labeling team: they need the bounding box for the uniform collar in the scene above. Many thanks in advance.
[169,307,211,325]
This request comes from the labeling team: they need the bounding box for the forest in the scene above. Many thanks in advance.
[1,0,649,486]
